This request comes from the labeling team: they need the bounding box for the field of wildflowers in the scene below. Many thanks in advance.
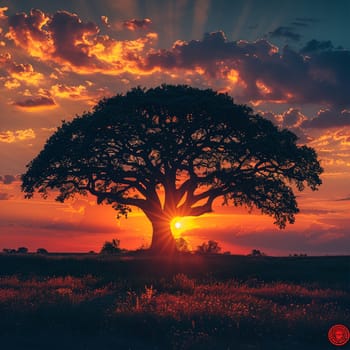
[0,254,349,349]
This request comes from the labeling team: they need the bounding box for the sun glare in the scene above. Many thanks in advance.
[171,217,185,236]
[174,221,182,229]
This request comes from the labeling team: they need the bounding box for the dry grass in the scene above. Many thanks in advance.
[0,254,349,349]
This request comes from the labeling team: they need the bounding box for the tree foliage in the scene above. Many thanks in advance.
[196,240,222,254]
[175,237,191,252]
[21,85,323,253]
[100,238,121,254]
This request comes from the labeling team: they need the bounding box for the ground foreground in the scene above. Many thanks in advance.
[0,253,349,349]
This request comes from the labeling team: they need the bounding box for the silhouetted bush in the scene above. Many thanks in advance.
[36,248,48,254]
[2,248,16,254]
[17,247,28,254]
[100,239,121,254]
[196,240,221,254]
[249,249,266,257]
[175,237,191,252]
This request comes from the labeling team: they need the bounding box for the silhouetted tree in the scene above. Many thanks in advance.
[36,248,48,254]
[175,237,190,252]
[21,85,323,255]
[3,248,16,254]
[100,238,121,254]
[196,240,222,254]
[17,247,28,254]
[249,249,265,256]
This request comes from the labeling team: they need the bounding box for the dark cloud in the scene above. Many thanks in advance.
[14,95,56,108]
[300,39,334,54]
[280,108,306,128]
[268,26,301,41]
[2,174,15,184]
[5,9,350,115]
[123,18,152,31]
[143,33,350,111]
[259,109,309,143]
[302,109,350,129]
[7,8,49,48]
[143,31,277,73]
[49,11,101,67]
[6,9,155,74]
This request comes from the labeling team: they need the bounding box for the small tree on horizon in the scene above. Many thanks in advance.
[100,238,121,254]
[196,240,222,254]
[175,237,191,252]
[17,247,28,254]
[36,248,48,254]
[21,85,323,255]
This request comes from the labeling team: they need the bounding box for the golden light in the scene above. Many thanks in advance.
[174,221,182,229]
[256,80,272,95]
[170,217,186,237]
[227,69,239,84]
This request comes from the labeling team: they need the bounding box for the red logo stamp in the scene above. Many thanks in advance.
[328,324,350,346]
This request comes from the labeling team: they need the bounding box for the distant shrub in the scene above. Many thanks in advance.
[17,247,28,254]
[249,249,266,257]
[36,248,48,254]
[2,248,16,254]
[196,240,221,254]
[100,238,121,254]
[175,237,191,252]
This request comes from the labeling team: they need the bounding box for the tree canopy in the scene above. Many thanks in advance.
[22,85,323,254]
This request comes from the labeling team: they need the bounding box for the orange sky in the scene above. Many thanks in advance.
[0,2,350,255]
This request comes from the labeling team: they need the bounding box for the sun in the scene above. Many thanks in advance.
[170,216,197,236]
[170,217,185,236]
[174,221,182,229]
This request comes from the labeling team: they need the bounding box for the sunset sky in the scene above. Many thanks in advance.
[0,0,349,255]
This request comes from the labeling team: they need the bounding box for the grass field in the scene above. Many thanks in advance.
[0,253,349,349]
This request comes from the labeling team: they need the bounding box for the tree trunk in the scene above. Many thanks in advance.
[149,218,177,255]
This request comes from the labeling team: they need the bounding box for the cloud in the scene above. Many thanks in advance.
[0,7,8,20]
[49,11,101,67]
[302,109,350,129]
[258,109,310,143]
[4,79,21,89]
[123,18,152,31]
[280,108,307,128]
[142,33,350,109]
[6,9,157,75]
[14,95,56,110]
[1,174,16,184]
[8,62,44,85]
[6,9,51,58]
[300,40,334,54]
[0,129,36,143]
[101,15,110,27]
[0,52,11,64]
[268,26,301,41]
[4,9,350,110]
[0,52,44,87]
[50,83,89,99]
